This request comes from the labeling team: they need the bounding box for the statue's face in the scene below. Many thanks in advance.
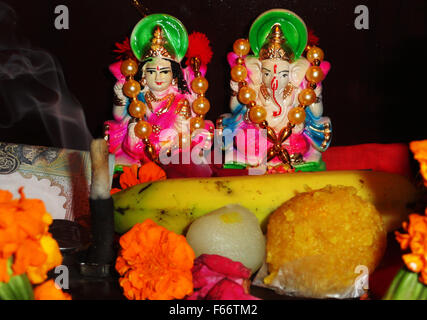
[261,59,290,92]
[144,57,173,93]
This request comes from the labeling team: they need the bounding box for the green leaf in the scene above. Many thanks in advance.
[0,259,34,300]
[383,268,427,300]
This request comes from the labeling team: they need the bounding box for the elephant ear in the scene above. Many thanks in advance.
[289,57,310,87]
[244,56,262,86]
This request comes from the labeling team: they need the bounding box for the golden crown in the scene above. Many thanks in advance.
[259,24,294,62]
[142,26,174,61]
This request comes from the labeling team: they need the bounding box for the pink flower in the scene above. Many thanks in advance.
[186,254,260,300]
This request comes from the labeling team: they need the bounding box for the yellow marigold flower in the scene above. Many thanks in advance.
[27,234,62,284]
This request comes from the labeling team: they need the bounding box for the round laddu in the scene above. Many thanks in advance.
[265,185,387,298]
[186,204,266,274]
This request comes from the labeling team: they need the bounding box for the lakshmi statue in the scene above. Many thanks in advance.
[105,14,214,167]
[218,9,332,172]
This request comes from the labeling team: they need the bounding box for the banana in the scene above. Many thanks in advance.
[112,170,419,235]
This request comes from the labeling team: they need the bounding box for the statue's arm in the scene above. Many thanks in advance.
[229,80,241,113]
[306,85,323,118]
[112,81,130,122]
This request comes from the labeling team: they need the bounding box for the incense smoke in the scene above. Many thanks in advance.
[0,2,92,150]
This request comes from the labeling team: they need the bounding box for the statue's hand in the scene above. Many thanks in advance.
[126,121,141,147]
[230,80,239,92]
[293,123,305,134]
[103,123,110,143]
[307,87,324,118]
[113,82,129,121]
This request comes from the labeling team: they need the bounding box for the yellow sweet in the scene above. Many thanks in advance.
[265,186,387,298]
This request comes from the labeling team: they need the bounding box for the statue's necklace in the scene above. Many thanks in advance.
[230,39,326,167]
[145,91,175,116]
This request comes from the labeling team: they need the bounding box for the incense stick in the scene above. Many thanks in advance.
[89,139,110,200]
[82,139,115,271]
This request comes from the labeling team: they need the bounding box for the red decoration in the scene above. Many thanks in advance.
[185,32,213,66]
[307,28,320,46]
[113,37,136,61]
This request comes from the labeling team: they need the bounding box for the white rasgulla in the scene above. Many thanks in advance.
[186,204,265,273]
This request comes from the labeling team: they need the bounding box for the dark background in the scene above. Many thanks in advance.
[1,0,426,151]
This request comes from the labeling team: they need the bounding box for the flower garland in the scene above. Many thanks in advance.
[230,38,329,167]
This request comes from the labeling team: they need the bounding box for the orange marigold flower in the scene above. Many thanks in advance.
[0,190,13,202]
[395,213,427,285]
[0,258,9,283]
[115,219,195,300]
[109,188,122,195]
[0,188,62,285]
[110,162,166,195]
[34,280,72,300]
[394,141,427,285]
[421,269,427,284]
[402,253,423,273]
[410,140,427,186]
[12,239,47,276]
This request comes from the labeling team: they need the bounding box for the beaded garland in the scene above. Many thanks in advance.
[231,38,326,168]
[119,58,156,161]
[189,57,210,134]
[119,56,211,163]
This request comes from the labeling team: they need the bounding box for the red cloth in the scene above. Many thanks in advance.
[209,143,413,178]
[322,143,412,178]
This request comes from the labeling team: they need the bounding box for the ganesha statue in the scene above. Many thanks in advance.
[105,14,214,167]
[219,9,332,172]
